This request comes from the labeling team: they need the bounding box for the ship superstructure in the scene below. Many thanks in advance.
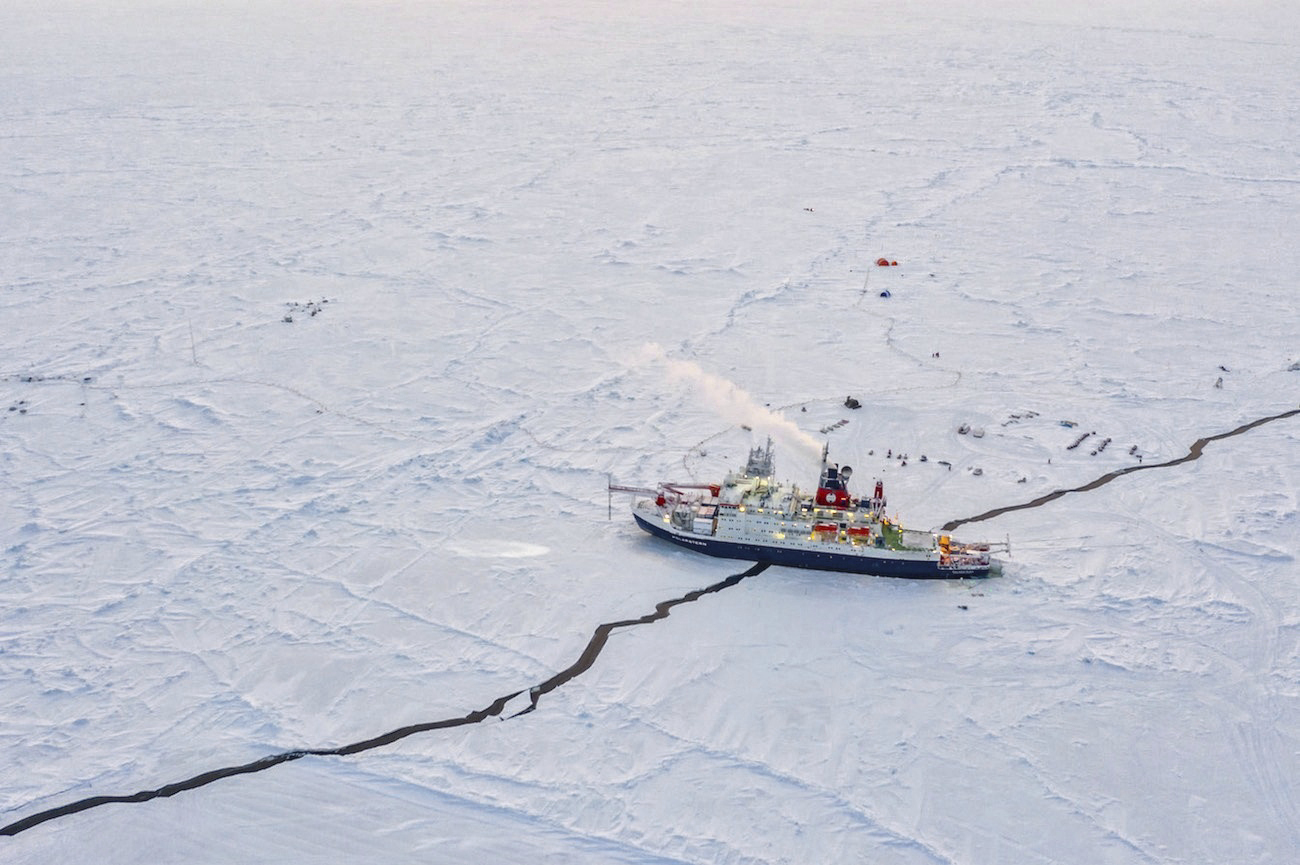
[611,439,996,578]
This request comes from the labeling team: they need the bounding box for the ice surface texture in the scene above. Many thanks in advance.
[3,1,1298,862]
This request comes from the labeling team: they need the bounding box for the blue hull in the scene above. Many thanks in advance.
[633,513,987,579]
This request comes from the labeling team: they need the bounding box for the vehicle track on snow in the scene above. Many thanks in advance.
[0,563,769,837]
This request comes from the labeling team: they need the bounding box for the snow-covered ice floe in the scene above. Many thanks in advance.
[3,1,1298,862]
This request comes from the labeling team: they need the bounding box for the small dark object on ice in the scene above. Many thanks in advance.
[285,299,328,321]
[1067,431,1093,450]
[879,289,891,298]
[844,396,861,409]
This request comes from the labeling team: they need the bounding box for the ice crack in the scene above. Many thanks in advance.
[0,563,769,837]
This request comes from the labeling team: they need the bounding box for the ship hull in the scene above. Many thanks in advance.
[634,512,988,579]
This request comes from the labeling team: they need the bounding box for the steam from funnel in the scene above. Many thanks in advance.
[639,343,823,465]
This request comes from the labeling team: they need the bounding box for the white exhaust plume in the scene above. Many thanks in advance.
[638,344,823,466]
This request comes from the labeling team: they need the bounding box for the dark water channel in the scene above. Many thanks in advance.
[1,564,769,836]
[6,407,1296,837]
[942,406,1300,532]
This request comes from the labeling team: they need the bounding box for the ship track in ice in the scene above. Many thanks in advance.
[0,564,769,838]
[941,406,1300,532]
